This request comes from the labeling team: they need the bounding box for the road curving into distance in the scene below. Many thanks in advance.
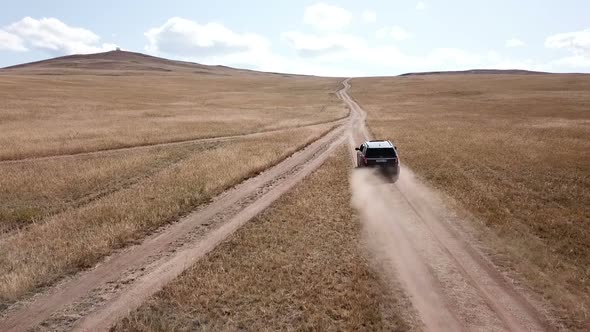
[0,79,555,331]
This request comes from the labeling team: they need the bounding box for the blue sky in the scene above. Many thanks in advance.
[0,0,589,76]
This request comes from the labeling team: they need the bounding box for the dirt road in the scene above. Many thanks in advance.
[344,79,556,331]
[0,79,555,331]
[0,81,358,332]
[0,117,347,164]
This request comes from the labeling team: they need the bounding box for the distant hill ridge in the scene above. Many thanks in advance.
[0,50,282,77]
[399,69,550,76]
[3,50,203,70]
[2,50,580,77]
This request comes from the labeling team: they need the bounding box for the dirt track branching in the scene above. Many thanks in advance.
[0,121,336,307]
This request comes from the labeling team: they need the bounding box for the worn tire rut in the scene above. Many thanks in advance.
[0,78,557,332]
[0,118,347,165]
[0,80,356,332]
[345,79,557,332]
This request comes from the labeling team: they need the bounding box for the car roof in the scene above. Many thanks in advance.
[365,140,394,148]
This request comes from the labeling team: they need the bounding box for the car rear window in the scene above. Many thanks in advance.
[366,148,396,158]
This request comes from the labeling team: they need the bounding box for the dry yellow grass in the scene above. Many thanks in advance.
[0,70,345,160]
[0,124,336,306]
[113,147,415,331]
[350,74,590,329]
[0,142,213,234]
[0,52,349,307]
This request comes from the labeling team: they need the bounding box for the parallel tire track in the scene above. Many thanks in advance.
[0,80,357,332]
[0,117,347,165]
[0,142,220,241]
[345,79,555,332]
[0,78,556,332]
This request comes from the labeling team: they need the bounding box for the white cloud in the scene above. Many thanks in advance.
[303,3,352,31]
[416,2,427,10]
[209,51,360,77]
[282,30,494,70]
[505,38,525,48]
[362,10,377,23]
[145,17,269,57]
[139,15,585,76]
[359,46,480,69]
[548,55,590,68]
[279,28,590,75]
[545,28,590,55]
[0,30,26,51]
[377,26,412,41]
[282,31,365,57]
[163,27,589,75]
[3,17,116,55]
[142,18,351,76]
[543,28,590,70]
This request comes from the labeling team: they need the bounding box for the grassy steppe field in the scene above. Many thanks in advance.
[0,53,346,308]
[350,74,590,329]
[0,120,338,308]
[0,53,345,160]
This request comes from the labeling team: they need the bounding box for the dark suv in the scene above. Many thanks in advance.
[355,140,400,181]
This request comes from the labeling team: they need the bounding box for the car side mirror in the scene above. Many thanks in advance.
[354,147,360,151]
